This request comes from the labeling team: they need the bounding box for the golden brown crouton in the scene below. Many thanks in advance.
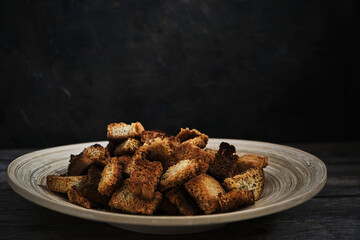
[218,190,254,212]
[223,168,265,201]
[230,154,268,176]
[204,148,218,156]
[208,142,239,180]
[109,180,162,215]
[167,143,214,173]
[140,130,169,143]
[67,153,93,176]
[166,187,199,216]
[98,157,123,196]
[159,159,199,192]
[176,128,209,148]
[184,174,225,214]
[127,158,163,200]
[107,122,145,141]
[106,141,117,157]
[47,175,88,193]
[143,137,180,164]
[114,138,141,156]
[82,144,110,166]
[82,165,110,205]
[67,187,93,209]
[158,197,178,215]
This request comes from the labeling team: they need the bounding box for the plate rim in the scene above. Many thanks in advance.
[7,138,327,227]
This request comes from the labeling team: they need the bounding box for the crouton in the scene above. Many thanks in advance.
[114,138,141,156]
[159,159,199,192]
[176,128,209,148]
[218,190,254,212]
[67,187,93,209]
[167,143,214,173]
[230,154,268,176]
[140,130,169,143]
[106,141,117,157]
[158,197,178,215]
[46,175,88,193]
[166,187,199,216]
[184,174,225,214]
[223,168,265,201]
[82,165,110,205]
[67,153,93,176]
[127,158,163,200]
[109,180,162,215]
[98,157,123,196]
[82,144,110,166]
[204,148,217,156]
[107,122,144,141]
[143,137,180,164]
[208,142,238,179]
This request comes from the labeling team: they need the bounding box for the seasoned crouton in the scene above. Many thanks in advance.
[107,122,144,141]
[47,175,88,193]
[167,143,214,173]
[166,187,199,216]
[176,128,209,148]
[184,174,225,214]
[208,142,238,180]
[140,130,169,143]
[127,158,163,200]
[98,157,123,196]
[204,148,218,156]
[82,144,110,166]
[82,165,110,205]
[218,190,254,212]
[109,180,162,215]
[159,159,199,192]
[106,141,117,157]
[223,168,265,201]
[143,137,180,164]
[67,187,93,209]
[67,153,93,176]
[114,138,141,156]
[230,154,268,176]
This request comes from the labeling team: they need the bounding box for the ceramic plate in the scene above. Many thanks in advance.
[7,139,327,234]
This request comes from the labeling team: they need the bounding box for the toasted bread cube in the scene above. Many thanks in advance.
[167,143,214,173]
[107,122,144,141]
[204,148,217,156]
[208,142,238,179]
[230,154,268,176]
[114,138,141,156]
[106,141,117,157]
[67,187,93,209]
[46,175,88,193]
[82,144,110,166]
[109,180,162,215]
[158,197,178,215]
[184,174,225,214]
[143,137,180,164]
[140,130,169,143]
[218,190,254,212]
[176,128,209,148]
[82,165,110,205]
[159,159,199,192]
[223,168,265,201]
[67,153,93,176]
[127,158,163,200]
[98,157,123,196]
[166,187,199,216]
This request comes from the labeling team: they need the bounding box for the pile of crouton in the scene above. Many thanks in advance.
[46,122,267,215]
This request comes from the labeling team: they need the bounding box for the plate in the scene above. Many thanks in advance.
[7,139,327,234]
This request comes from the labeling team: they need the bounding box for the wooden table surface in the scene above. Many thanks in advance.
[1,142,359,239]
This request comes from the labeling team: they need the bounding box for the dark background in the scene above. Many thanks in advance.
[0,0,359,148]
